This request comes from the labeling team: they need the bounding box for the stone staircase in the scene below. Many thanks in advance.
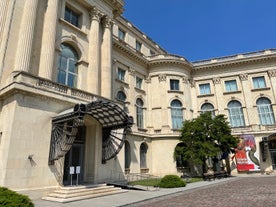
[42,184,128,203]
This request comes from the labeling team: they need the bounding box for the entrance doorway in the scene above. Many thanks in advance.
[63,126,86,185]
[271,151,276,170]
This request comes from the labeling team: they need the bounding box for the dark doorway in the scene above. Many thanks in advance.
[63,126,86,185]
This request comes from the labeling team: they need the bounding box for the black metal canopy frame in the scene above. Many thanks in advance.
[48,100,133,165]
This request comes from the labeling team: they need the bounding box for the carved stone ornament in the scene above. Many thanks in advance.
[268,70,276,77]
[89,7,101,22]
[102,16,113,28]
[239,73,248,81]
[145,76,151,83]
[189,79,195,87]
[212,78,221,84]
[158,74,166,82]
[128,68,135,76]
[182,77,189,84]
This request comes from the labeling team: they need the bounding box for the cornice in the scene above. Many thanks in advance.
[113,36,148,65]
[193,49,276,70]
[148,54,193,71]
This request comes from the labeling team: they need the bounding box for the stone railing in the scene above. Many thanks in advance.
[12,71,106,102]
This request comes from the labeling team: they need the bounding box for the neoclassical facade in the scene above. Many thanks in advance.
[0,0,276,190]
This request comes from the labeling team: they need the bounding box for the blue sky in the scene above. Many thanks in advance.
[123,1,276,62]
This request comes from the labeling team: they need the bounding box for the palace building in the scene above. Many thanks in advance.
[1,0,276,191]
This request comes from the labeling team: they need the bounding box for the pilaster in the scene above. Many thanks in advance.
[38,0,59,79]
[87,7,101,94]
[100,16,113,98]
[14,0,38,72]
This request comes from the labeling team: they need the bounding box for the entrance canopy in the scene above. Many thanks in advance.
[49,100,133,164]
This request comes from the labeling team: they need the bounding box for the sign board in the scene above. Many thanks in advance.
[76,166,81,174]
[69,166,75,174]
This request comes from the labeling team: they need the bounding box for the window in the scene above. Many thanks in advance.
[117,91,126,102]
[201,103,215,116]
[118,28,126,41]
[136,77,143,89]
[117,68,125,81]
[64,6,80,27]
[225,80,238,92]
[199,83,211,95]
[253,76,266,89]
[257,98,275,125]
[58,43,78,87]
[171,100,183,129]
[136,98,144,128]
[136,40,142,51]
[140,143,148,168]
[227,101,245,127]
[150,50,155,56]
[170,79,179,91]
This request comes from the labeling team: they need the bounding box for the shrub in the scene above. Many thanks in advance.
[0,187,34,207]
[158,175,186,188]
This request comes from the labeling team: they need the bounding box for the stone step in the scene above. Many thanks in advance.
[42,184,128,203]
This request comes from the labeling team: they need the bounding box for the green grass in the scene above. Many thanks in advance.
[128,177,203,187]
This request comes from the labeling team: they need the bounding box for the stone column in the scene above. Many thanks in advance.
[100,16,113,98]
[38,0,59,79]
[14,0,38,72]
[87,7,101,94]
[0,0,9,43]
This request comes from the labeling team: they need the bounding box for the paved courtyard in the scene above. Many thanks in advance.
[126,176,276,207]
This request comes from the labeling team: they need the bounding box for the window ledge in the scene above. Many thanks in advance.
[197,93,214,98]
[167,90,183,94]
[223,90,242,95]
[115,78,129,87]
[59,18,87,36]
[135,87,146,93]
[251,87,271,92]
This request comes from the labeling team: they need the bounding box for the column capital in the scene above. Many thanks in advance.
[102,16,113,28]
[89,7,102,22]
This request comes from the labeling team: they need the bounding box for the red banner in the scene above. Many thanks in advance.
[235,134,260,172]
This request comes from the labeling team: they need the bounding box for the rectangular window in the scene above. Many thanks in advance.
[150,50,155,56]
[64,6,80,28]
[136,77,143,89]
[253,76,266,89]
[118,68,125,81]
[225,80,238,92]
[199,83,211,95]
[170,79,179,91]
[136,40,142,51]
[118,28,126,41]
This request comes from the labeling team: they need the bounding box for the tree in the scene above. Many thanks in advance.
[174,112,239,175]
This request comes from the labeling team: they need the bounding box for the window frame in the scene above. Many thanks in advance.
[117,68,126,82]
[118,28,126,41]
[256,97,275,125]
[136,76,143,89]
[170,79,180,91]
[57,43,79,88]
[136,98,144,129]
[171,99,183,129]
[225,80,238,92]
[136,40,142,51]
[199,83,211,95]
[227,100,245,127]
[252,76,266,89]
[64,6,81,28]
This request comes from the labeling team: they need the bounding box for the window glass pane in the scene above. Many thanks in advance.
[225,80,237,92]
[68,59,76,72]
[136,41,142,51]
[227,101,245,127]
[67,74,77,87]
[199,83,211,95]
[57,70,66,85]
[118,29,125,40]
[253,77,266,89]
[136,77,142,89]
[59,56,67,70]
[117,91,126,101]
[171,100,183,129]
[118,68,125,81]
[257,98,275,125]
[170,80,179,90]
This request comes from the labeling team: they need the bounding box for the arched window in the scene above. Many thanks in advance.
[117,91,126,102]
[125,141,131,169]
[171,100,183,129]
[257,98,275,125]
[58,43,78,87]
[140,143,148,168]
[227,100,245,127]
[201,103,215,116]
[136,98,144,128]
